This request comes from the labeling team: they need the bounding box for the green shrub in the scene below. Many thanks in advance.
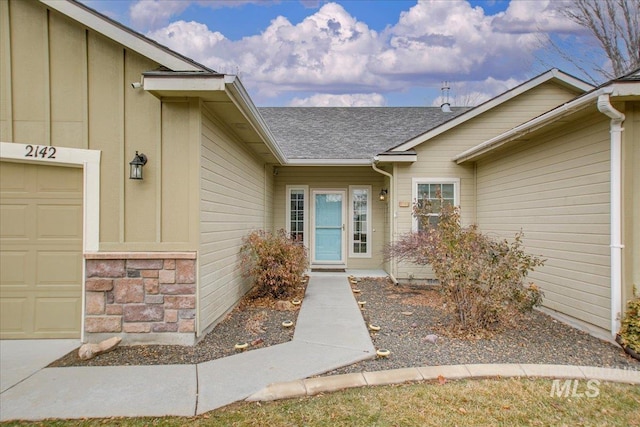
[618,292,640,353]
[388,202,545,332]
[240,229,308,299]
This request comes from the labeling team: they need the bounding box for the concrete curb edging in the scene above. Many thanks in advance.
[246,364,640,402]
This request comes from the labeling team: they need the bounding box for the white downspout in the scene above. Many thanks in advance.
[372,157,398,284]
[597,93,625,336]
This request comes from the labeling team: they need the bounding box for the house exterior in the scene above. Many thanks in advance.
[0,0,283,344]
[381,69,640,339]
[1,0,637,345]
[453,69,640,338]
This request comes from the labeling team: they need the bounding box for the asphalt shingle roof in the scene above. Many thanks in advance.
[258,107,469,160]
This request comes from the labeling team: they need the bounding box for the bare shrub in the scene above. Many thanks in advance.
[388,201,545,332]
[240,229,308,299]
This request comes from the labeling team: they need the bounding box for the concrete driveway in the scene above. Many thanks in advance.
[0,339,80,393]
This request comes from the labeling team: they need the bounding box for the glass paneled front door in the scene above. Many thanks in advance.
[313,191,345,263]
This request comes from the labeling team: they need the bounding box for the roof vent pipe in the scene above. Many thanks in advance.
[440,81,452,113]
[597,93,625,337]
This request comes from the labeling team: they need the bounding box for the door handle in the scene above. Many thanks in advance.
[342,224,345,231]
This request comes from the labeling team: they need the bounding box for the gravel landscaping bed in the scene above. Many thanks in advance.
[327,277,640,375]
[51,277,640,373]
[50,283,307,367]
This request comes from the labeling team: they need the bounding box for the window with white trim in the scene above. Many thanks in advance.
[412,178,459,232]
[286,186,308,246]
[349,186,371,257]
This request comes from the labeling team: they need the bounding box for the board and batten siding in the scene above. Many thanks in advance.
[273,166,387,269]
[475,113,611,331]
[0,0,198,251]
[198,106,271,335]
[393,81,581,280]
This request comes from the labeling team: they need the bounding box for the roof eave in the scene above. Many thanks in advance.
[286,159,373,166]
[142,73,288,165]
[223,76,288,165]
[374,153,417,163]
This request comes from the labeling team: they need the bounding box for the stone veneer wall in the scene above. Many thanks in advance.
[84,252,197,345]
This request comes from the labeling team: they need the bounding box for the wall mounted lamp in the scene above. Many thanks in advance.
[131,76,144,89]
[379,188,388,202]
[129,151,147,180]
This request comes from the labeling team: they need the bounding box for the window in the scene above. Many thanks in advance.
[349,186,371,257]
[286,186,308,245]
[412,178,459,232]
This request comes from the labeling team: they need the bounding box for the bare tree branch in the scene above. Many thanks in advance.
[556,0,640,81]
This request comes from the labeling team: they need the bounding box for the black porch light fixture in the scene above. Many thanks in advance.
[379,188,388,202]
[129,151,148,180]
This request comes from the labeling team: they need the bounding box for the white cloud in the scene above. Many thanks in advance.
[289,93,386,107]
[147,20,229,66]
[372,0,542,81]
[142,0,579,105]
[492,0,583,34]
[130,1,189,32]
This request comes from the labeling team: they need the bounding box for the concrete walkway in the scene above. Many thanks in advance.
[0,273,376,421]
[2,272,639,421]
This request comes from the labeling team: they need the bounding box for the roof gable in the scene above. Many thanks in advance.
[388,69,593,153]
[40,0,211,72]
[454,71,640,164]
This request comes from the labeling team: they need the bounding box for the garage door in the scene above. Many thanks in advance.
[0,161,83,338]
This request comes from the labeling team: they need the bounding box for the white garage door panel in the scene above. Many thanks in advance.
[0,161,83,339]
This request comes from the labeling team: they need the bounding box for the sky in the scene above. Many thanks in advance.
[80,0,604,107]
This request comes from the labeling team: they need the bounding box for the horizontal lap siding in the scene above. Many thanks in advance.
[476,115,611,330]
[199,108,268,335]
[394,82,581,280]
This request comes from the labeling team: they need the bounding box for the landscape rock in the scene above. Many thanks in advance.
[78,337,122,360]
[274,300,294,311]
[424,334,439,344]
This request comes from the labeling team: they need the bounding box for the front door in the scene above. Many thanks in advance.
[312,191,345,264]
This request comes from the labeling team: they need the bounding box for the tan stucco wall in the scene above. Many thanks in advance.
[0,0,198,251]
[393,81,583,279]
[273,166,387,270]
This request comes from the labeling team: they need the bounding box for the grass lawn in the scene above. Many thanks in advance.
[3,378,639,426]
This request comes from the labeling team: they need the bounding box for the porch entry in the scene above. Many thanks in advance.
[312,190,346,265]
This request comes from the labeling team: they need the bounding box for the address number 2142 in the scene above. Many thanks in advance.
[25,145,57,159]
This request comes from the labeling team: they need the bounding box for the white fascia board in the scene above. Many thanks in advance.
[453,88,605,164]
[374,154,417,163]
[608,82,640,96]
[40,0,203,72]
[390,69,594,153]
[223,76,288,165]
[143,75,226,92]
[286,159,372,166]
